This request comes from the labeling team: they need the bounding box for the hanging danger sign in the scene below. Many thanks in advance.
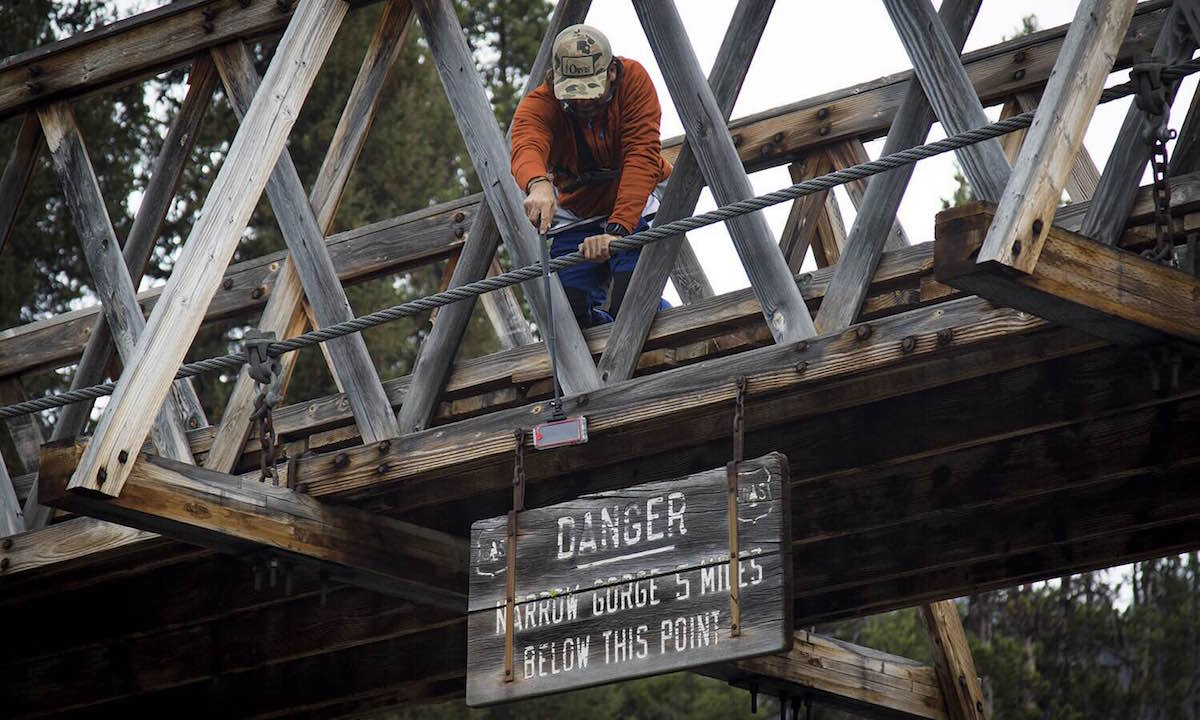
[465,452,792,706]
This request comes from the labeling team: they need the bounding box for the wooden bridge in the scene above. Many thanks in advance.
[3,0,1200,716]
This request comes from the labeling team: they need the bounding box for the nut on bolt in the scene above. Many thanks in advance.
[936,328,954,347]
[854,323,873,341]
[901,335,917,353]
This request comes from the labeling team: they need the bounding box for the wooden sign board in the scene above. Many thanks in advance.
[466,452,792,706]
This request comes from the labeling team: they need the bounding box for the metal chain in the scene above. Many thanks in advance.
[245,330,282,483]
[1132,57,1180,265]
[5,57,1200,422]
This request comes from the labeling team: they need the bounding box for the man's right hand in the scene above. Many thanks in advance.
[524,178,556,234]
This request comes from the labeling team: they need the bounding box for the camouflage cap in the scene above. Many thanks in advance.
[552,24,613,101]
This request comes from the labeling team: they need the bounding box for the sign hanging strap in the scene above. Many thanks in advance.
[504,429,527,683]
[727,376,747,637]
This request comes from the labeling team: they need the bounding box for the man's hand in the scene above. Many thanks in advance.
[524,179,556,234]
[579,233,617,262]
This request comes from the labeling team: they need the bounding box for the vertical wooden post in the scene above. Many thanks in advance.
[0,451,21,537]
[634,0,816,344]
[976,0,1137,272]
[67,0,349,498]
[207,1,414,473]
[597,0,775,385]
[816,0,981,333]
[0,113,43,256]
[401,0,600,434]
[38,101,199,465]
[921,600,987,720]
[211,41,401,446]
[1079,3,1197,245]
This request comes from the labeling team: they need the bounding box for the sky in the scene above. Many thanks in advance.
[579,0,1198,301]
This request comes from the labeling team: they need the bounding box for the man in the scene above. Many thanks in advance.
[511,24,672,327]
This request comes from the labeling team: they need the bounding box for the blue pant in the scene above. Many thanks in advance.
[551,219,666,326]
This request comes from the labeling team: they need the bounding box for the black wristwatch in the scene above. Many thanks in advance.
[604,222,629,237]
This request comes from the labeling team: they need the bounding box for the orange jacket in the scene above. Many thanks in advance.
[511,57,672,233]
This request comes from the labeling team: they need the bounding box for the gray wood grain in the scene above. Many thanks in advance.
[597,0,774,385]
[1081,2,1197,245]
[0,112,42,256]
[634,0,815,344]
[212,41,401,444]
[37,101,198,465]
[0,378,44,477]
[402,0,599,433]
[0,450,22,537]
[882,0,1011,204]
[466,453,791,706]
[817,0,981,334]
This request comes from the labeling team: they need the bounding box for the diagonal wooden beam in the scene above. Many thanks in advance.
[0,113,42,256]
[400,0,600,434]
[38,440,468,610]
[920,600,986,720]
[635,0,815,344]
[976,0,1137,273]
[936,202,1196,345]
[65,0,348,498]
[779,155,839,272]
[213,42,401,446]
[815,0,981,334]
[0,378,44,477]
[597,0,774,385]
[479,257,533,351]
[1080,2,1197,245]
[0,450,22,537]
[999,92,1100,202]
[824,138,911,249]
[207,36,405,469]
[732,630,946,720]
[37,101,201,465]
[883,0,1011,203]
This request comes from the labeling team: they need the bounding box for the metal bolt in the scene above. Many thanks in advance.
[188,416,199,429]
[333,452,349,469]
[222,278,234,290]
[1014,50,1027,63]
[1012,240,1022,256]
[25,81,43,95]
[795,340,809,353]
[118,450,129,464]
[96,467,107,486]
[818,125,831,136]
[2,537,12,550]
[854,323,873,341]
[375,463,388,475]
[901,335,917,353]
[937,328,954,347]
[795,361,808,374]
[575,392,589,407]
[732,134,743,147]
[202,7,217,33]
[1013,68,1026,81]
[453,211,466,223]
[773,132,785,144]
[251,287,265,299]
[759,144,772,158]
[0,558,9,571]
[816,107,830,121]
[1032,218,1044,236]
[378,440,391,454]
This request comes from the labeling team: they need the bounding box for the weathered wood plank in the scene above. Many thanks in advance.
[0,196,474,380]
[0,378,44,477]
[937,202,1200,344]
[733,630,946,720]
[883,0,1010,202]
[39,440,467,609]
[596,0,773,385]
[635,0,815,344]
[595,0,772,386]
[0,113,42,256]
[1079,2,1197,246]
[466,454,792,705]
[998,92,1100,202]
[815,0,981,334]
[0,451,22,537]
[824,138,910,249]
[977,0,1137,272]
[1170,77,1200,175]
[65,0,348,498]
[479,257,534,350]
[397,0,590,433]
[212,41,400,446]
[920,600,985,720]
[413,0,600,404]
[37,101,200,465]
[45,55,217,474]
[778,156,835,272]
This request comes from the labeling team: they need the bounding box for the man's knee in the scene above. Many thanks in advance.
[564,286,594,328]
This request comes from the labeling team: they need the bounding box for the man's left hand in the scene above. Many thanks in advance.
[579,233,617,262]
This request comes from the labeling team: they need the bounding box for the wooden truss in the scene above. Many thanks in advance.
[3,0,1200,716]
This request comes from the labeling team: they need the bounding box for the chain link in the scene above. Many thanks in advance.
[1132,58,1180,265]
[245,330,283,484]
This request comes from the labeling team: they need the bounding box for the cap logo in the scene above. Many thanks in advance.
[561,54,601,77]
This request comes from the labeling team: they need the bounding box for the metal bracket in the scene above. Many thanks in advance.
[504,429,527,683]
[726,376,747,638]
